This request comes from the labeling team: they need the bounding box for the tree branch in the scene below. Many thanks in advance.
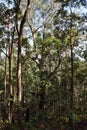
[0,48,9,58]
[20,0,30,35]
[15,13,19,35]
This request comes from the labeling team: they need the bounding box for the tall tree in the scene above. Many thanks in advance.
[7,0,15,123]
[14,0,30,102]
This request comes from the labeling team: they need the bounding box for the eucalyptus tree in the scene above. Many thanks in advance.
[13,0,30,102]
[6,0,17,122]
[21,0,64,119]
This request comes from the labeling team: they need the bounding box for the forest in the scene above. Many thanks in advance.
[0,0,87,130]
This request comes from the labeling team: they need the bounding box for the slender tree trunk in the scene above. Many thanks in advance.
[9,40,13,97]
[4,56,7,100]
[8,40,13,124]
[17,34,22,102]
[16,0,30,103]
[69,1,74,129]
[8,1,14,123]
[69,44,74,130]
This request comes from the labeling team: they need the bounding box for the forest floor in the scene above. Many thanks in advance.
[0,119,87,130]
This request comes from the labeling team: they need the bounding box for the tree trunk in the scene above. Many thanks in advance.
[69,44,74,130]
[9,41,13,97]
[16,0,30,102]
[7,3,15,122]
[7,5,14,123]
[39,86,46,111]
[4,56,7,100]
[69,1,74,129]
[8,41,13,124]
[17,34,22,102]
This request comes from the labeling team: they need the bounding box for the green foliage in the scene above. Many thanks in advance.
[22,37,28,47]
[43,36,62,47]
